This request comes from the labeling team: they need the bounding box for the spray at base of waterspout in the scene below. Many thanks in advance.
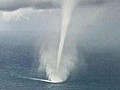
[48,71,65,83]
[49,77,64,83]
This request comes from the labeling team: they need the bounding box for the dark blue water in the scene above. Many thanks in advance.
[0,32,120,90]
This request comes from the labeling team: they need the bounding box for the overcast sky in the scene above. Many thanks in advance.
[0,0,120,51]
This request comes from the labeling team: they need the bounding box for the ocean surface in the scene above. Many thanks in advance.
[0,32,120,90]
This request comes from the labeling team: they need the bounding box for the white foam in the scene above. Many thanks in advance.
[19,76,63,83]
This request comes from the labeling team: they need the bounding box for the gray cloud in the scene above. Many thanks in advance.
[0,0,119,11]
[0,0,60,11]
[77,0,120,8]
